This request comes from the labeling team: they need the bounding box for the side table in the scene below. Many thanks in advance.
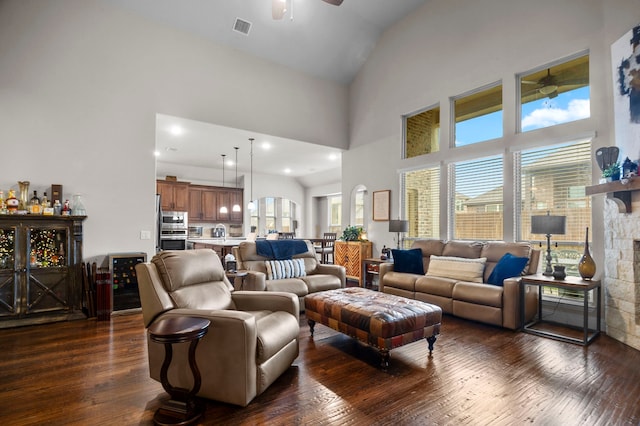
[362,258,391,290]
[148,316,210,425]
[226,270,248,291]
[520,274,601,346]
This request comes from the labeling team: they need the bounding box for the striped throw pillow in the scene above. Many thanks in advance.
[265,259,307,280]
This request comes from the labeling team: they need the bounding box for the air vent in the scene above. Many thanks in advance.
[233,18,252,35]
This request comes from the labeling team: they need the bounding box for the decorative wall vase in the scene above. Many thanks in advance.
[552,265,567,280]
[578,227,596,280]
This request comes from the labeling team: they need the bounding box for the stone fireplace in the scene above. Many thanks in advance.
[603,190,640,351]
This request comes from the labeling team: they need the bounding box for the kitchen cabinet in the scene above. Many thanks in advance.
[0,215,86,328]
[229,189,243,223]
[189,185,218,222]
[334,241,372,286]
[157,180,189,212]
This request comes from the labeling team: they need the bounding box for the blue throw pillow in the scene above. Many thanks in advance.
[487,252,529,286]
[392,248,424,274]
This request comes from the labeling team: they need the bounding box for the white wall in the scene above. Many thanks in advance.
[0,0,348,259]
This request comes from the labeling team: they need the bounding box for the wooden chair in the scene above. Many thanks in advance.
[315,233,337,264]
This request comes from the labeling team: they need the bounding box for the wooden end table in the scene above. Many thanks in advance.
[361,258,391,290]
[520,274,601,346]
[226,270,248,290]
[148,316,210,425]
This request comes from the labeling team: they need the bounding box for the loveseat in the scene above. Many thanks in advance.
[235,240,346,310]
[135,249,300,407]
[379,240,540,330]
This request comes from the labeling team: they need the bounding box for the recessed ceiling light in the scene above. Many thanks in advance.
[284,168,292,174]
[154,150,160,157]
[329,153,338,161]
[262,142,271,150]
[169,125,183,136]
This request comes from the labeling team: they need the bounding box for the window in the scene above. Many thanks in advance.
[518,139,592,279]
[519,54,590,132]
[404,105,440,158]
[264,197,276,232]
[354,188,365,227]
[451,156,503,240]
[328,195,342,233]
[403,167,440,241]
[454,83,503,146]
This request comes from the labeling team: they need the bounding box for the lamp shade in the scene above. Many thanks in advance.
[389,220,409,233]
[531,214,566,235]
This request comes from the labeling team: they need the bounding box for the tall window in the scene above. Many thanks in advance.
[281,199,292,232]
[403,167,440,241]
[328,195,342,233]
[404,105,440,158]
[519,54,590,132]
[454,83,503,146]
[264,197,276,232]
[451,156,504,240]
[518,139,592,278]
[354,189,365,227]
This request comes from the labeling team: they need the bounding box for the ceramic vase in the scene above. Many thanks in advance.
[552,265,566,280]
[578,227,596,280]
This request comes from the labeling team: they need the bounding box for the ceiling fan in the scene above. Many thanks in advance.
[272,0,343,20]
[522,68,587,99]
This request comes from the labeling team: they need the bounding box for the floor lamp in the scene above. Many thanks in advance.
[389,220,409,250]
[531,212,566,276]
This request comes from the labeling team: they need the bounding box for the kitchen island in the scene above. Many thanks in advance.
[188,238,245,258]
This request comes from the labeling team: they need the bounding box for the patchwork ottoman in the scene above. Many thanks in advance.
[305,287,442,368]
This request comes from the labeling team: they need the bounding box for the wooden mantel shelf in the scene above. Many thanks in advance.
[585,177,640,213]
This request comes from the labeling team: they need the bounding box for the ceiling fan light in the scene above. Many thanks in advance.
[539,85,558,96]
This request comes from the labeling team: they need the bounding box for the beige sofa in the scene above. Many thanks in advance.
[379,240,540,330]
[135,249,300,407]
[235,240,346,310]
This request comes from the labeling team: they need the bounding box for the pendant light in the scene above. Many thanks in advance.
[219,154,228,214]
[232,146,241,212]
[247,138,255,211]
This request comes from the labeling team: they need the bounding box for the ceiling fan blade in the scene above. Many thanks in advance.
[272,0,286,19]
[322,0,344,5]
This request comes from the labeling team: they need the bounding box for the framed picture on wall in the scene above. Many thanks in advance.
[372,190,390,221]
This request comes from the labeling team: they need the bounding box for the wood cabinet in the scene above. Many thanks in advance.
[334,241,372,286]
[229,189,243,223]
[0,215,86,328]
[157,180,189,212]
[189,185,218,222]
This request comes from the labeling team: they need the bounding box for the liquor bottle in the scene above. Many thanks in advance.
[41,192,49,208]
[29,190,41,214]
[53,200,62,215]
[62,199,71,216]
[0,191,5,214]
[6,189,19,214]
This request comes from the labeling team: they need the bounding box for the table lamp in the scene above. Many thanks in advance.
[531,211,566,276]
[389,220,409,250]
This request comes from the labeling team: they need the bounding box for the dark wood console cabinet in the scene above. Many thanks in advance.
[0,215,86,328]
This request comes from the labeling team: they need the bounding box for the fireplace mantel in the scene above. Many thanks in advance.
[586,178,640,213]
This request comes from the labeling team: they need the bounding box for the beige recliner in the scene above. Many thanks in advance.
[135,249,300,407]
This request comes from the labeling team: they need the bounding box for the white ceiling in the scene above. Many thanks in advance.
[101,0,429,186]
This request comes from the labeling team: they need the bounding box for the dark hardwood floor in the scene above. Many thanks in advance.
[1,312,639,425]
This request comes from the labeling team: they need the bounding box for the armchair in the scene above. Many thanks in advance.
[135,249,300,407]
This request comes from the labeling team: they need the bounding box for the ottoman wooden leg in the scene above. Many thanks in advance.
[426,335,437,354]
[308,319,316,337]
[379,349,390,369]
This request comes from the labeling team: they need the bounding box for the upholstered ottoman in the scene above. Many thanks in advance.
[305,287,442,368]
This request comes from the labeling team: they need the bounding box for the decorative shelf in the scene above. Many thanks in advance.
[585,178,640,213]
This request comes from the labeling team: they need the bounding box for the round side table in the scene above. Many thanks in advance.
[226,270,248,290]
[148,316,210,426]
